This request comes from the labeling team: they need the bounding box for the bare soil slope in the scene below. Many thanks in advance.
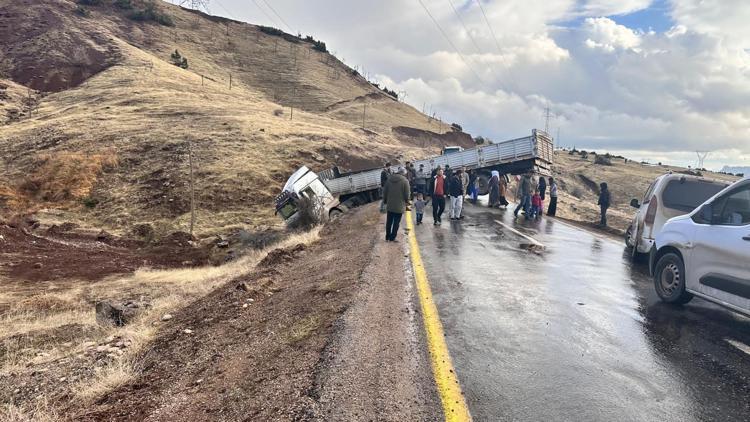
[0,0,470,235]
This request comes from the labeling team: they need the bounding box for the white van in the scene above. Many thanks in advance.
[650,177,750,316]
[626,174,728,255]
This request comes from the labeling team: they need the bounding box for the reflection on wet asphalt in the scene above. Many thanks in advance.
[412,200,750,422]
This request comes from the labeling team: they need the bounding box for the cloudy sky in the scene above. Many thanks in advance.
[201,0,749,170]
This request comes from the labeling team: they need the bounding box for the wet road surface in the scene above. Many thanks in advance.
[412,200,750,421]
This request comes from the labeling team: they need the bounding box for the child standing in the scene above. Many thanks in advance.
[414,193,426,225]
[530,189,542,219]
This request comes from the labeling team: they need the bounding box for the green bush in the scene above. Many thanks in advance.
[170,50,188,69]
[312,40,327,52]
[82,197,99,208]
[129,1,174,26]
[74,5,90,17]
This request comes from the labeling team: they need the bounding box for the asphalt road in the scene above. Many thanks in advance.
[412,199,750,422]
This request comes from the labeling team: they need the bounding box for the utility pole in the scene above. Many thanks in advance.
[543,106,552,134]
[696,151,710,169]
[290,87,296,120]
[556,127,560,150]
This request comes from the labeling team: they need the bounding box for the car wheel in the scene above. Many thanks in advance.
[625,225,633,248]
[653,253,693,304]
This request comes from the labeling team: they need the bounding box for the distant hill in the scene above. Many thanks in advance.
[720,166,749,175]
[0,0,472,234]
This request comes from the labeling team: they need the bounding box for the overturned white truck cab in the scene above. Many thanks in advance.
[275,129,554,225]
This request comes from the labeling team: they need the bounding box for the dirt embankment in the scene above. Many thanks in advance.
[73,205,438,421]
[393,126,475,150]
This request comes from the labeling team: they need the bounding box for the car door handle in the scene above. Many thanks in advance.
[743,235,750,241]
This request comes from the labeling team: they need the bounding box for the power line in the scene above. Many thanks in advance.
[260,0,295,33]
[474,0,502,53]
[446,0,483,55]
[251,0,281,28]
[415,0,486,86]
[213,0,236,19]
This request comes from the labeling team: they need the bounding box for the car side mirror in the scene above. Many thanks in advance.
[630,198,640,209]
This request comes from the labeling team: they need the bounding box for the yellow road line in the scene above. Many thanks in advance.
[405,213,472,422]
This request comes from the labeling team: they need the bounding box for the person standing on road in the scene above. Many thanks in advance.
[539,176,547,202]
[406,162,416,197]
[468,170,478,204]
[530,189,542,219]
[414,193,426,225]
[460,167,469,201]
[514,173,532,218]
[380,162,391,188]
[547,177,558,217]
[598,182,611,227]
[430,167,447,225]
[449,169,464,220]
[382,167,411,242]
[489,171,500,207]
[416,163,428,195]
[498,173,509,207]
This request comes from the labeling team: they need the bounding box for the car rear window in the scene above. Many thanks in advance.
[661,179,727,212]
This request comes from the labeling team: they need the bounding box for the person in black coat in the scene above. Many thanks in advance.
[538,176,547,201]
[598,182,611,226]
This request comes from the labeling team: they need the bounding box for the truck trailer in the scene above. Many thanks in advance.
[275,129,554,224]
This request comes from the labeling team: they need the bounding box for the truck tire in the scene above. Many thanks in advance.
[329,205,348,221]
[653,252,693,304]
[476,171,491,196]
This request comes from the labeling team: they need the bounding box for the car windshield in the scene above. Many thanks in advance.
[662,179,727,212]
[277,201,298,220]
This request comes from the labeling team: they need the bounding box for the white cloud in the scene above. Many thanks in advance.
[215,0,750,168]
[582,0,652,16]
[583,17,642,52]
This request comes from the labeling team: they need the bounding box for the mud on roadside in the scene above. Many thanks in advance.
[69,205,388,420]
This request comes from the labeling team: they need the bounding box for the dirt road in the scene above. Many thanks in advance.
[75,205,441,421]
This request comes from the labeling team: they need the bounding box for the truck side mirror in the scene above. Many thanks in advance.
[630,198,640,209]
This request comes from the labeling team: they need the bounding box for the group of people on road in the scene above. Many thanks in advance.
[512,172,558,220]
[381,161,610,242]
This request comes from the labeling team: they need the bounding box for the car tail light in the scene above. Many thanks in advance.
[645,196,658,225]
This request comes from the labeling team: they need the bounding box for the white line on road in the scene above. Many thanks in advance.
[548,218,621,245]
[494,220,545,248]
[726,338,750,356]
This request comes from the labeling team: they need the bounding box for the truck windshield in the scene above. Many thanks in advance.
[277,201,298,220]
[662,179,728,212]
[443,147,462,155]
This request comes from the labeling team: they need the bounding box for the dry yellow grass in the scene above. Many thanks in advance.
[0,226,321,416]
[0,0,450,233]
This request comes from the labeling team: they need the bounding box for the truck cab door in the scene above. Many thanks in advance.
[690,181,750,312]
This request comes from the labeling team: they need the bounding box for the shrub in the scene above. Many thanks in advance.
[114,0,133,9]
[77,0,102,5]
[451,123,463,132]
[170,50,188,69]
[273,108,284,117]
[380,86,398,99]
[74,5,90,17]
[474,136,486,145]
[579,151,589,159]
[737,173,745,178]
[259,26,284,37]
[129,1,174,27]
[594,155,612,166]
[82,197,100,208]
[312,40,327,52]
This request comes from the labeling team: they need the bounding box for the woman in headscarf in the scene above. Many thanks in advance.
[489,170,500,207]
[498,173,509,207]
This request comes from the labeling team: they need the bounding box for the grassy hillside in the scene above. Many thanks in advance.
[0,0,468,235]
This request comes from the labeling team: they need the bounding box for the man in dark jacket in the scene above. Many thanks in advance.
[382,167,411,241]
[449,169,464,220]
[380,162,391,188]
[598,182,611,226]
[514,173,532,219]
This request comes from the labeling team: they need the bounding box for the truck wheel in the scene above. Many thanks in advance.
[329,208,344,221]
[476,171,491,196]
[653,253,693,304]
